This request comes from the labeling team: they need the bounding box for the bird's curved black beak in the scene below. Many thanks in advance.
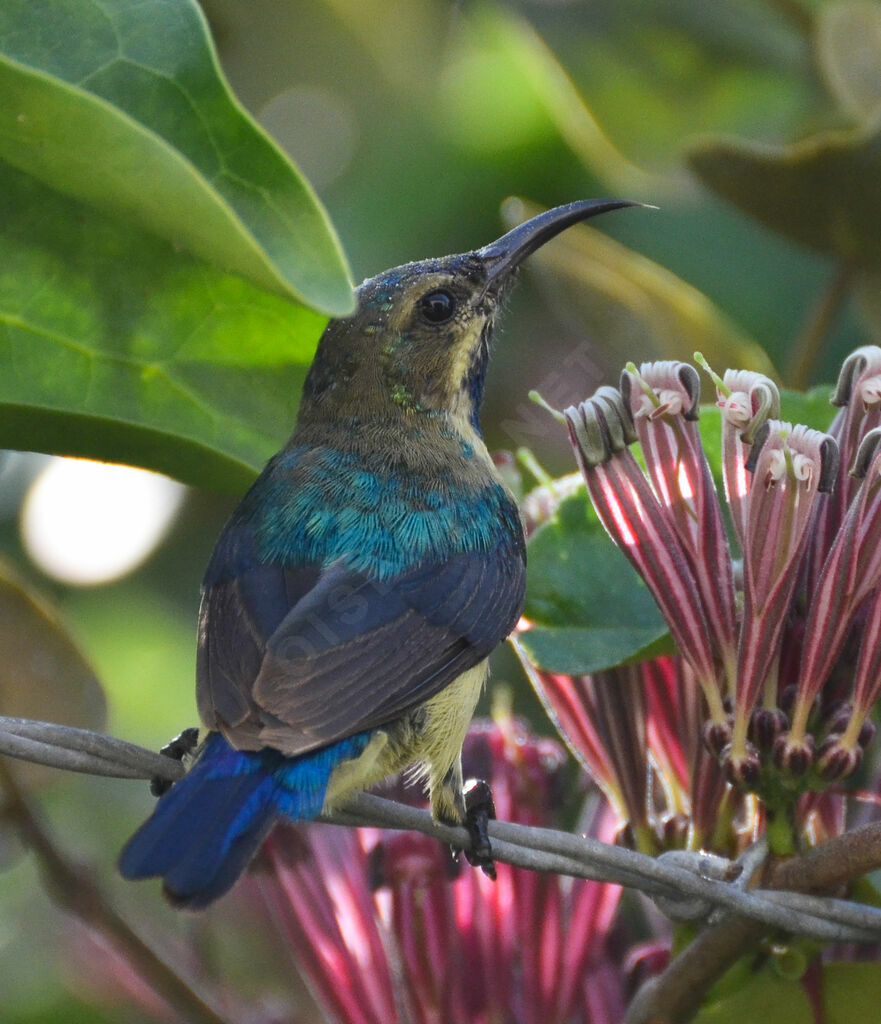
[477,199,648,285]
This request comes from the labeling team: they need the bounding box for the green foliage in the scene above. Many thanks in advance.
[0,0,353,314]
[694,965,814,1023]
[822,962,881,1021]
[520,488,671,674]
[689,2,881,273]
[0,0,351,492]
[688,125,881,266]
[0,164,328,491]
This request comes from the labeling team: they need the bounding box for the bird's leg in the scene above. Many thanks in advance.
[433,760,497,880]
[150,727,200,796]
[462,777,496,880]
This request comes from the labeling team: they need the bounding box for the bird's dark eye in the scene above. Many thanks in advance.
[419,289,456,323]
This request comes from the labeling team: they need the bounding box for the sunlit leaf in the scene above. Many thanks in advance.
[0,0,353,315]
[447,6,665,195]
[505,198,777,379]
[530,0,811,172]
[0,562,106,788]
[688,124,881,266]
[816,1,881,123]
[0,163,323,492]
[521,487,670,674]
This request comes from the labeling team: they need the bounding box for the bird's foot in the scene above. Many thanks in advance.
[461,778,496,880]
[150,727,200,796]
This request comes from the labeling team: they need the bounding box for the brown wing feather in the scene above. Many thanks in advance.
[198,550,525,756]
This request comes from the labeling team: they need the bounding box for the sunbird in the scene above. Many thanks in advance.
[120,199,638,907]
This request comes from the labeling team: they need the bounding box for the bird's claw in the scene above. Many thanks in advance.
[462,778,497,880]
[150,727,200,796]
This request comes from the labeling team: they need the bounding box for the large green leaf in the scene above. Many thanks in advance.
[688,124,881,267]
[0,0,353,316]
[520,487,671,675]
[0,163,325,492]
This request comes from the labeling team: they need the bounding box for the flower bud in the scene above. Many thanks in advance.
[722,743,761,790]
[772,733,815,776]
[748,708,789,752]
[704,719,732,757]
[815,736,862,782]
[779,685,798,716]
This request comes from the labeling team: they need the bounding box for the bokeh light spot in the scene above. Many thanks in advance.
[21,458,186,586]
[259,86,357,190]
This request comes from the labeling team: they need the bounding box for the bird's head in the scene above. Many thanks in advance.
[299,200,643,432]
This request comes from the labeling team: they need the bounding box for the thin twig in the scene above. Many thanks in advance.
[624,822,881,1023]
[0,716,185,781]
[3,717,881,949]
[786,263,851,390]
[328,793,881,943]
[0,760,236,1024]
[623,913,764,1024]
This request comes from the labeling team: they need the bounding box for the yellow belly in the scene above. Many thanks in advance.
[323,659,489,822]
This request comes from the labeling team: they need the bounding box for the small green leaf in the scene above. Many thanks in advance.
[0,163,324,492]
[816,1,881,124]
[517,625,673,677]
[0,561,106,789]
[688,125,881,267]
[505,198,777,379]
[523,487,669,674]
[779,386,837,430]
[0,0,353,315]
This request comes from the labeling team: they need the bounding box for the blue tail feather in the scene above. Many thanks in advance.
[119,730,371,909]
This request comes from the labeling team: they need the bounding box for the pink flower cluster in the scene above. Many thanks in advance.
[520,348,881,857]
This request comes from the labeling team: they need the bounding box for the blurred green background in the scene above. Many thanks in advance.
[0,0,877,1019]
